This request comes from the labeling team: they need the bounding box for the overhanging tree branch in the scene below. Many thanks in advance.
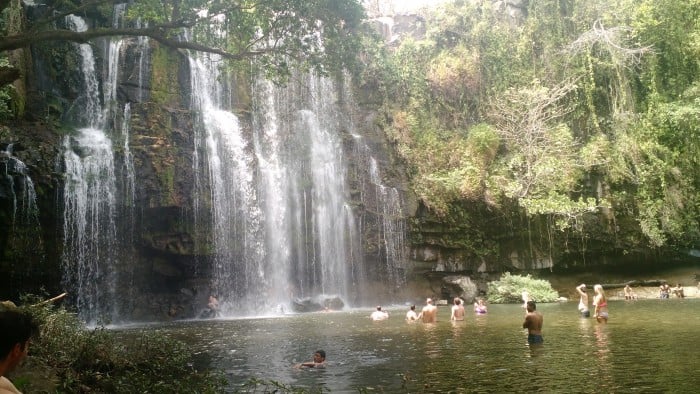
[0,0,365,87]
[0,27,268,60]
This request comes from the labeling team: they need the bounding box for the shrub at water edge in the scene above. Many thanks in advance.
[486,273,559,304]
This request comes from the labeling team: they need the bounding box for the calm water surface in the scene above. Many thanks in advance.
[123,299,700,393]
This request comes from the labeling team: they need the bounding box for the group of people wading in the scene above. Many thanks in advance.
[366,284,609,349]
[382,297,488,324]
[576,283,608,323]
[371,296,545,346]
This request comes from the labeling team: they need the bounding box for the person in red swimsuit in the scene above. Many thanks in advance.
[593,284,608,323]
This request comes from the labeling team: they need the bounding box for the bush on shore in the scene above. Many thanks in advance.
[486,273,559,304]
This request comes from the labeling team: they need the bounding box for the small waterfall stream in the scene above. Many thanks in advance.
[1,144,39,227]
[61,13,122,324]
[0,144,43,286]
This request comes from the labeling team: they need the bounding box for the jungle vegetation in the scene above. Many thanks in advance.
[358,0,700,256]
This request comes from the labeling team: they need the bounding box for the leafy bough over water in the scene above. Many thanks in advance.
[486,272,560,304]
[14,295,226,393]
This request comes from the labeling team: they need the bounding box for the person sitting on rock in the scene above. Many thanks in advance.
[671,283,685,298]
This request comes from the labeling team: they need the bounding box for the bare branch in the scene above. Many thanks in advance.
[566,19,653,67]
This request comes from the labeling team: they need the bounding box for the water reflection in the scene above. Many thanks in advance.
[593,323,613,390]
[116,300,700,392]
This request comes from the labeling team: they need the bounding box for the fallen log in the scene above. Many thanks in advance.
[601,280,667,289]
[31,292,68,307]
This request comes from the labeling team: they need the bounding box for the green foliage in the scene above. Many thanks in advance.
[605,83,700,247]
[0,84,11,121]
[364,0,700,251]
[149,46,180,106]
[426,46,481,125]
[632,0,700,99]
[0,57,13,120]
[486,273,560,304]
[18,298,226,393]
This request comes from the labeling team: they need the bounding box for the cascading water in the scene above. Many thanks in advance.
[366,155,407,285]
[1,144,39,227]
[189,47,364,314]
[189,53,265,315]
[252,77,364,308]
[120,103,136,210]
[56,4,408,321]
[343,72,407,293]
[62,130,118,324]
[61,14,120,324]
[135,21,150,103]
[0,144,43,284]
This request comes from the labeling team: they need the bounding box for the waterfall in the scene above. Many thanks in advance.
[0,144,43,280]
[1,144,39,227]
[252,77,363,307]
[64,15,103,129]
[135,19,149,103]
[367,155,407,285]
[55,6,406,321]
[343,70,407,293]
[121,103,135,208]
[62,129,118,324]
[189,53,265,315]
[189,48,364,314]
[61,14,119,324]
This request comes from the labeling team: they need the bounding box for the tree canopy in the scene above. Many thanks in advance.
[0,0,366,86]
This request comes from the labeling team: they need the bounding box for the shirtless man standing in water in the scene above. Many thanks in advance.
[576,284,590,317]
[417,298,437,323]
[450,298,465,321]
[523,300,543,345]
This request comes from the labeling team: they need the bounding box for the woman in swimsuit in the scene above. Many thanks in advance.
[473,298,488,314]
[593,284,608,323]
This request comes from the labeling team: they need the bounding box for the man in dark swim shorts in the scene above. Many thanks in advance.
[527,333,544,344]
[523,301,544,345]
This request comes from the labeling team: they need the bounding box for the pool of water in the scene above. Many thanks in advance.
[124,299,700,393]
